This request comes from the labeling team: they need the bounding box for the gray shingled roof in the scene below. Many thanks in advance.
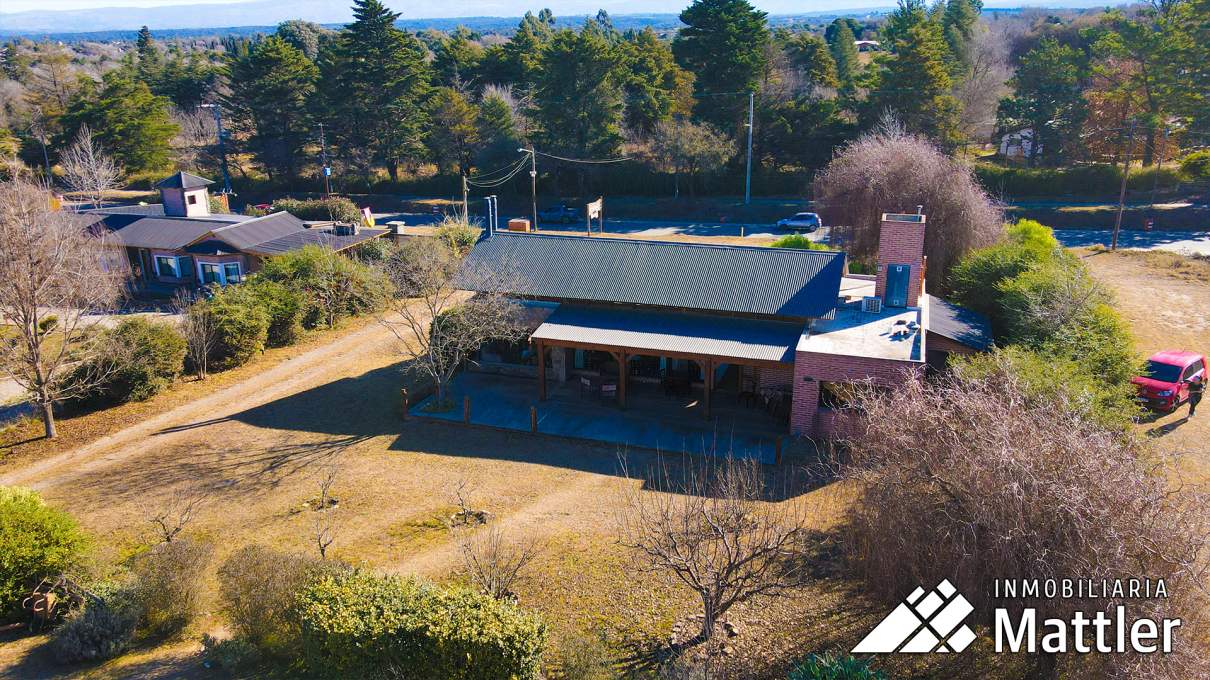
[156,171,214,190]
[211,211,307,250]
[242,227,388,256]
[927,294,993,351]
[460,232,845,319]
[101,216,219,250]
[532,304,803,363]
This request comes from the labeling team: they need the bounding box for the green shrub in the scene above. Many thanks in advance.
[1180,150,1210,180]
[433,216,481,257]
[245,280,305,348]
[948,220,1063,335]
[974,163,1120,196]
[70,317,187,406]
[0,486,88,616]
[259,245,390,328]
[789,653,885,679]
[204,288,271,368]
[50,582,141,663]
[218,545,336,658]
[295,569,546,680]
[350,236,395,263]
[202,634,263,672]
[271,197,361,223]
[770,233,831,250]
[131,538,213,639]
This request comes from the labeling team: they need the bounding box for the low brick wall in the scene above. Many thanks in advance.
[790,351,923,438]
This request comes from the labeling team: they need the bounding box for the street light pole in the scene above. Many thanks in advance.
[318,122,331,197]
[519,147,538,229]
[744,91,754,205]
[198,103,232,195]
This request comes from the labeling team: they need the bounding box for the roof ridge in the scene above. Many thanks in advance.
[491,230,844,255]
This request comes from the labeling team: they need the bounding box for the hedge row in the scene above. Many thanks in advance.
[973,162,1190,198]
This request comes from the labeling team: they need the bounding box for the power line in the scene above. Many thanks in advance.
[534,150,631,164]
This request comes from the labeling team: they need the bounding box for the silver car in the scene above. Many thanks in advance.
[777,212,822,232]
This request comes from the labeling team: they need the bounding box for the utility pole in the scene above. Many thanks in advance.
[744,92,754,205]
[520,147,538,229]
[461,173,469,221]
[318,122,331,197]
[1111,119,1136,251]
[198,103,232,195]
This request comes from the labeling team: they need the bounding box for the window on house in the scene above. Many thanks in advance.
[187,194,198,205]
[223,263,241,284]
[155,256,179,278]
[200,262,223,285]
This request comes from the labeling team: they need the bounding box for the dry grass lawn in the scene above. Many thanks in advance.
[1,248,1203,679]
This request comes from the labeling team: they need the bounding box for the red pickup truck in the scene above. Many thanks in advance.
[1131,350,1207,412]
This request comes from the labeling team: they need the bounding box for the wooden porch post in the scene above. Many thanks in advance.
[703,358,713,419]
[618,352,627,409]
[536,339,546,400]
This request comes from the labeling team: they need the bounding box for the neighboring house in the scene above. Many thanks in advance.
[457,213,992,441]
[999,128,1040,160]
[854,40,881,52]
[83,172,386,288]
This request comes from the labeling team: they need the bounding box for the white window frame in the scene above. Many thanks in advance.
[197,260,242,286]
[155,255,184,278]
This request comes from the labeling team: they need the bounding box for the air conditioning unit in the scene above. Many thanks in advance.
[861,296,882,314]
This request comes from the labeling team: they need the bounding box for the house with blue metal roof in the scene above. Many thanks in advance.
[455,213,992,444]
[84,172,386,290]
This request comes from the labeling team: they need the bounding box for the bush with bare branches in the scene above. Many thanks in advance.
[456,526,541,602]
[59,124,121,209]
[618,455,816,645]
[131,538,214,639]
[380,238,524,406]
[813,119,1002,289]
[0,179,124,438]
[839,368,1209,679]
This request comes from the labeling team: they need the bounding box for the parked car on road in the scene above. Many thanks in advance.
[1132,350,1206,412]
[538,204,580,224]
[776,212,822,232]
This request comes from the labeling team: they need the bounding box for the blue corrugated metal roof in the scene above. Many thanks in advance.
[927,295,993,351]
[533,304,803,363]
[460,232,845,319]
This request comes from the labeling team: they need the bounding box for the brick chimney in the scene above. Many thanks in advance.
[874,212,926,308]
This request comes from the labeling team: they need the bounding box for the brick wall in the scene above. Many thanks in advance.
[874,217,926,307]
[926,333,980,356]
[790,351,924,437]
[756,364,794,390]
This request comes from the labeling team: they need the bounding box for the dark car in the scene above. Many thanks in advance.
[538,204,579,224]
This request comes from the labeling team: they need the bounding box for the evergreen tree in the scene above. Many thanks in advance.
[60,71,177,173]
[433,26,485,88]
[317,0,431,182]
[619,27,695,135]
[225,35,318,179]
[867,21,962,149]
[476,88,524,170]
[275,20,330,60]
[426,87,480,176]
[997,38,1087,166]
[492,11,555,92]
[786,33,839,90]
[942,0,980,77]
[135,26,163,85]
[673,0,770,133]
[882,0,929,50]
[827,20,861,91]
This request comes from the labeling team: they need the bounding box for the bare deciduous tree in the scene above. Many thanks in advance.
[955,25,1013,146]
[813,118,1003,288]
[0,180,123,438]
[174,290,215,380]
[648,119,733,199]
[59,124,121,209]
[456,526,541,602]
[618,455,816,645]
[380,237,524,407]
[313,465,339,559]
[145,489,209,544]
[840,365,1209,680]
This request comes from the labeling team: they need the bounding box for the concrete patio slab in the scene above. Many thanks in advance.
[412,372,790,464]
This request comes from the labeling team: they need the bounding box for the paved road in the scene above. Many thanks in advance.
[377,210,1210,255]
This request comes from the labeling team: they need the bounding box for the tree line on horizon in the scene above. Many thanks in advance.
[0,0,1207,198]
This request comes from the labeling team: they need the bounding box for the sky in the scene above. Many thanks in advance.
[1,0,898,15]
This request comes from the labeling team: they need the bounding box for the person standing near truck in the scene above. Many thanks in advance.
[1188,378,1204,418]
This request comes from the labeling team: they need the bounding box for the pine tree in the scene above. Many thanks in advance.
[673,0,770,133]
[426,87,480,176]
[882,0,929,50]
[135,26,163,86]
[225,35,318,179]
[827,20,861,92]
[317,0,431,182]
[942,0,980,77]
[787,33,839,90]
[867,21,962,149]
[476,88,524,170]
[997,38,1087,166]
[433,26,484,88]
[619,27,695,135]
[61,71,178,173]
